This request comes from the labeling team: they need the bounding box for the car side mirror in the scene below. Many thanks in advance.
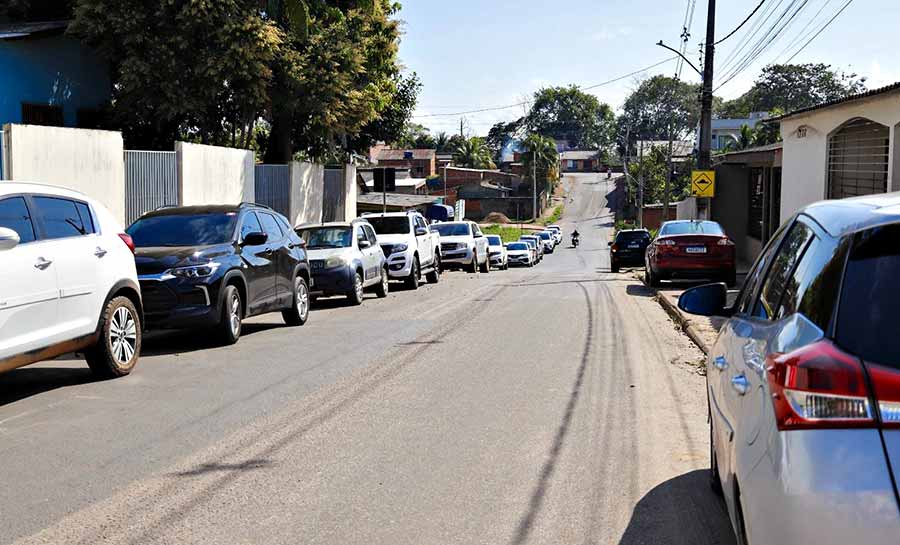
[0,227,21,251]
[242,231,268,246]
[678,283,732,317]
[608,241,613,246]
[359,239,372,249]
[415,227,428,236]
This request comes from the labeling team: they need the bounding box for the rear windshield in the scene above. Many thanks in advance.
[616,231,651,243]
[298,226,352,249]
[432,223,470,237]
[128,213,237,247]
[366,216,410,235]
[659,221,724,236]
[486,235,502,245]
[836,224,900,369]
[507,243,528,250]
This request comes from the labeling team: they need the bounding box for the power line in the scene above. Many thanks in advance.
[772,0,837,63]
[717,0,787,75]
[411,57,677,119]
[785,0,855,63]
[715,0,768,45]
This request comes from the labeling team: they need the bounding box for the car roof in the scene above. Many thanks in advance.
[617,228,650,233]
[0,181,92,201]
[139,204,243,218]
[801,192,900,237]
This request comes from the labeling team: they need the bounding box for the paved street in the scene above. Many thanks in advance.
[0,173,735,545]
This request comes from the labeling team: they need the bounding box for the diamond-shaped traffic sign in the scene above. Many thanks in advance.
[691,170,715,198]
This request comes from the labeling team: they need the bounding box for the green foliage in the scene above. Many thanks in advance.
[540,205,563,226]
[627,146,694,205]
[718,63,867,118]
[485,120,523,162]
[394,122,435,149]
[453,137,496,169]
[353,72,421,152]
[525,86,615,150]
[481,225,527,243]
[523,133,560,187]
[620,75,703,142]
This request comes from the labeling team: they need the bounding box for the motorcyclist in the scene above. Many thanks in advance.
[572,229,580,245]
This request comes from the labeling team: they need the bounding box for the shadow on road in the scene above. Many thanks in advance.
[0,366,105,407]
[625,284,656,298]
[618,470,737,545]
[141,322,285,357]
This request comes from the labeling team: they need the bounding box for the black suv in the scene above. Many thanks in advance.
[609,228,651,272]
[127,204,311,344]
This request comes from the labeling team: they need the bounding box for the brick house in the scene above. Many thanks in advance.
[376,148,437,178]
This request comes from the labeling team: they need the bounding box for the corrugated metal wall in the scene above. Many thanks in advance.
[124,150,178,225]
[254,164,290,218]
[322,167,346,222]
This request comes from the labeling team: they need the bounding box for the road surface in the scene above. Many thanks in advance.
[0,173,736,544]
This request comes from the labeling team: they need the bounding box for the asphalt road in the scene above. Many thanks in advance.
[0,173,736,545]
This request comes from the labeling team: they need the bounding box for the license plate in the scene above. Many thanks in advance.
[686,246,707,254]
[628,244,640,249]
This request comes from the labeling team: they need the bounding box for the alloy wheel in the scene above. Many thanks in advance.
[229,293,241,336]
[355,274,364,301]
[296,278,309,320]
[109,306,137,365]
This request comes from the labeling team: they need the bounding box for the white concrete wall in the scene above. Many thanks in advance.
[780,92,900,221]
[289,161,324,226]
[343,164,357,221]
[1,124,126,224]
[675,197,697,220]
[177,142,254,206]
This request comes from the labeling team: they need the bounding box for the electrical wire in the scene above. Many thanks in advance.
[784,0,855,63]
[715,0,768,45]
[772,0,837,62]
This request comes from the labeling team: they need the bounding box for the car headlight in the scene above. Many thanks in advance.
[325,256,347,269]
[391,243,409,254]
[169,262,220,279]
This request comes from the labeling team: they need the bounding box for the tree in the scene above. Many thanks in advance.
[434,132,451,153]
[627,145,693,205]
[72,0,281,149]
[352,72,421,153]
[453,137,495,169]
[0,0,74,21]
[485,120,523,162]
[524,86,615,150]
[620,75,706,143]
[718,63,867,118]
[523,133,560,195]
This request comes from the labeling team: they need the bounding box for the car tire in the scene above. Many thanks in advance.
[217,284,243,345]
[85,296,142,378]
[425,256,441,284]
[467,253,478,274]
[611,263,620,273]
[405,257,421,289]
[282,275,310,326]
[375,268,390,298]
[645,266,660,287]
[479,253,490,273]
[348,271,365,305]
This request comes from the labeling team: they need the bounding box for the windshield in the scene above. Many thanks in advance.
[431,223,471,237]
[366,216,411,235]
[128,213,237,247]
[298,226,353,249]
[539,232,551,240]
[659,221,724,237]
[507,242,528,251]
[486,235,502,245]
[521,239,536,248]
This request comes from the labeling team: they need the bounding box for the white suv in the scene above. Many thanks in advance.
[0,182,143,378]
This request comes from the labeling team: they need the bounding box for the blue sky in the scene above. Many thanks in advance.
[397,0,899,136]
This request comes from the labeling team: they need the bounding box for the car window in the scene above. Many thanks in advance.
[415,216,427,231]
[240,212,263,240]
[616,231,650,243]
[486,235,502,245]
[472,224,482,236]
[836,224,900,369]
[364,225,378,245]
[356,225,368,245]
[753,222,814,320]
[299,226,352,249]
[259,213,283,240]
[659,221,724,236]
[32,196,93,239]
[367,216,411,235]
[431,223,470,237]
[129,212,238,247]
[777,235,845,330]
[74,202,96,234]
[0,196,36,244]
[736,221,790,314]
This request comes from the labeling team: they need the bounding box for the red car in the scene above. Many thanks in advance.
[644,220,736,287]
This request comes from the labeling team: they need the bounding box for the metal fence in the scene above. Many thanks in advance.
[322,167,346,222]
[124,150,178,225]
[254,164,291,218]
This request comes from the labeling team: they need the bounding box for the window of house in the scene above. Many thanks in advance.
[21,103,64,127]
[828,118,889,199]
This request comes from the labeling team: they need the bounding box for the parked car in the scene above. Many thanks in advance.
[364,211,441,288]
[547,225,563,245]
[538,231,555,253]
[678,195,900,545]
[128,203,310,344]
[645,220,736,287]
[486,235,508,270]
[609,228,651,272]
[505,241,534,267]
[520,235,544,262]
[295,220,388,304]
[431,221,489,273]
[0,182,143,378]
[520,236,541,263]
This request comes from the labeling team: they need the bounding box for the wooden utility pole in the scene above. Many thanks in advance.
[698,0,716,171]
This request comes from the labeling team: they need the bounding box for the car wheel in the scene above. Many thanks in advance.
[611,263,620,273]
[406,257,421,289]
[348,271,365,305]
[709,416,723,496]
[426,256,441,284]
[375,267,390,298]
[467,253,479,274]
[85,296,142,378]
[645,266,657,287]
[282,275,310,326]
[217,284,243,345]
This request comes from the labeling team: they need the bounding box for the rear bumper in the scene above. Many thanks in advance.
[611,252,645,266]
[653,256,734,277]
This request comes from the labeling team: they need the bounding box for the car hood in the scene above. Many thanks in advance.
[134,244,233,275]
[440,235,473,245]
[508,250,530,257]
[375,233,412,245]
[306,247,354,261]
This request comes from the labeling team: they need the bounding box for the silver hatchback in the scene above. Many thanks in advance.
[679,195,900,544]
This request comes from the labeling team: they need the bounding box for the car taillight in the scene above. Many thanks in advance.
[717,238,735,246]
[118,233,136,254]
[611,244,618,253]
[865,364,900,429]
[766,340,874,430]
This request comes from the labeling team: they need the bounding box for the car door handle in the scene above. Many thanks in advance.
[94,247,107,258]
[731,374,750,396]
[34,257,53,270]
[713,355,728,371]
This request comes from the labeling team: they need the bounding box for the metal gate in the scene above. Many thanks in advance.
[322,168,345,222]
[124,150,178,225]
[254,164,291,218]
[827,118,889,199]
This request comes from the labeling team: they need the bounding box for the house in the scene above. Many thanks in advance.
[357,192,438,214]
[634,140,695,161]
[0,21,111,128]
[375,148,437,177]
[560,150,600,172]
[777,82,900,221]
[708,112,770,150]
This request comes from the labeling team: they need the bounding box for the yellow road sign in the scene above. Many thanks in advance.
[691,170,715,198]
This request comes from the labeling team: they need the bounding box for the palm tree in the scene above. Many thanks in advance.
[434,132,450,153]
[453,137,496,169]
[523,134,559,182]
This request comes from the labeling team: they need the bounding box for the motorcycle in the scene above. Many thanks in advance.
[572,234,580,248]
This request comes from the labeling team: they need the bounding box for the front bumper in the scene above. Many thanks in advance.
[384,250,413,278]
[138,277,222,329]
[508,255,530,266]
[311,265,354,295]
[442,247,475,266]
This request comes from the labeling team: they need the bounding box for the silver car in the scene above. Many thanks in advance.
[679,195,900,544]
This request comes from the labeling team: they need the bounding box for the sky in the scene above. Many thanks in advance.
[397,0,900,136]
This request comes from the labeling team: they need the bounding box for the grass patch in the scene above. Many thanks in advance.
[481,224,530,243]
[540,204,563,226]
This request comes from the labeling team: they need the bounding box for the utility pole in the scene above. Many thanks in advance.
[532,151,538,222]
[459,117,465,138]
[698,0,716,171]
[638,139,645,228]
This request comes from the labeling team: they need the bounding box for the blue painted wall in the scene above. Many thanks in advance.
[0,34,110,127]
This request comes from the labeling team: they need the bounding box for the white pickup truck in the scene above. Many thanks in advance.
[364,211,441,289]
